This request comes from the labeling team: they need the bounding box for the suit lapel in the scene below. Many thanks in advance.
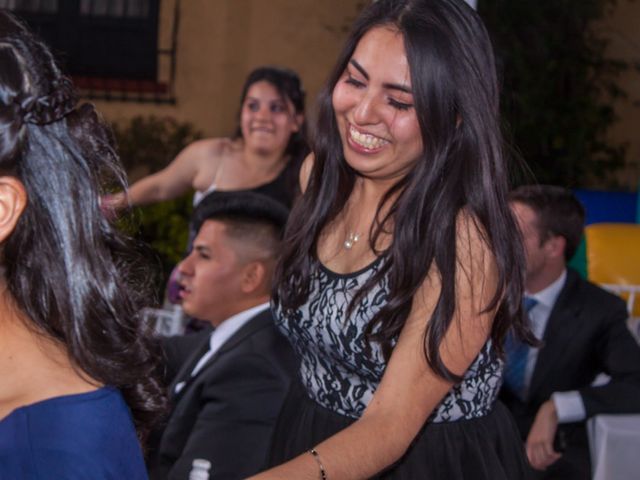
[204,309,273,363]
[169,332,212,400]
[170,309,273,400]
[528,269,582,398]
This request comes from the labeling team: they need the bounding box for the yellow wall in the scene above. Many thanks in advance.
[93,0,365,138]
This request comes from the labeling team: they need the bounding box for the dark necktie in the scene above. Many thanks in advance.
[503,296,538,399]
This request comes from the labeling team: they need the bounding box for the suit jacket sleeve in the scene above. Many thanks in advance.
[166,352,290,480]
[578,294,640,416]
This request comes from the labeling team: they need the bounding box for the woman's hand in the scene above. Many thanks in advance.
[99,192,128,220]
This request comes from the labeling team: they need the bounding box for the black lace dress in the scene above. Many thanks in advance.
[269,257,531,479]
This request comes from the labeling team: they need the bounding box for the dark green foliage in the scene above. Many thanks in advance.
[478,0,631,188]
[113,116,202,174]
[132,194,193,271]
[112,116,202,284]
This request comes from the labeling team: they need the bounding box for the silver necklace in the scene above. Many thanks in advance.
[344,232,361,250]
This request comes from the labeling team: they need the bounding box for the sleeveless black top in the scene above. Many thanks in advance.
[193,161,295,209]
[274,257,504,422]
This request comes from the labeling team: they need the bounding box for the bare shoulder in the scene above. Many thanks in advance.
[408,210,494,317]
[454,208,499,321]
[455,208,493,262]
[185,137,234,160]
[299,153,315,193]
[175,137,234,176]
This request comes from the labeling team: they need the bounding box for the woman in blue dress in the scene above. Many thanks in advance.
[252,0,535,478]
[0,12,164,479]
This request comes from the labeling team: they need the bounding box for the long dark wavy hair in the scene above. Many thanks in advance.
[275,0,534,382]
[0,12,165,441]
[234,66,310,201]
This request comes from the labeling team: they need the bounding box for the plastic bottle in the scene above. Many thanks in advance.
[188,458,212,480]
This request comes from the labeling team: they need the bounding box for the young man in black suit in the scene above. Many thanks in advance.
[501,185,640,479]
[148,191,297,480]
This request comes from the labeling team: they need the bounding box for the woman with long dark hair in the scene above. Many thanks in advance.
[0,12,164,478]
[105,66,308,306]
[251,0,533,478]
[105,66,308,213]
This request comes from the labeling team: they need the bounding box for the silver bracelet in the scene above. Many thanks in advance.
[308,448,327,480]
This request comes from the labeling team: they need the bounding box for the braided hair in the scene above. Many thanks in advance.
[0,12,165,442]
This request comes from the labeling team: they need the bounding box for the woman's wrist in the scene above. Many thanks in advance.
[308,448,327,480]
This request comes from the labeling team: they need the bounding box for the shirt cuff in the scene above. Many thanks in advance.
[551,391,586,423]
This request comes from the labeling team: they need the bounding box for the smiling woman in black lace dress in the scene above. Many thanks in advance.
[250,1,534,479]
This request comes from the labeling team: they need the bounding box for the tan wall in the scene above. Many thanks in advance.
[601,0,640,189]
[91,1,639,190]
[93,0,364,139]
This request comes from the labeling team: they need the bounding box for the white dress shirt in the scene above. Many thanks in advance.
[525,270,587,423]
[174,302,270,394]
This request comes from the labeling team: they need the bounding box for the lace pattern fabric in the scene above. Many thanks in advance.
[274,258,503,422]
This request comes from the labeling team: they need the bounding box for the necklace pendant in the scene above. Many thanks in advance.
[344,233,360,250]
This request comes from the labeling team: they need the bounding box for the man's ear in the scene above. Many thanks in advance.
[240,261,267,294]
[0,176,27,244]
[544,234,566,261]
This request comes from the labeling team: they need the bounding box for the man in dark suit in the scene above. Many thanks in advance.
[500,185,640,479]
[148,192,297,480]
